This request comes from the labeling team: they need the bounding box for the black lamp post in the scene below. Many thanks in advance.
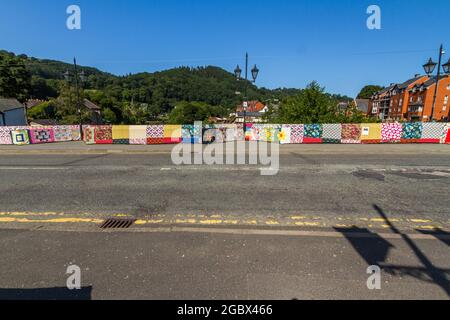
[234,53,259,137]
[423,45,446,122]
[64,58,86,139]
[443,58,450,74]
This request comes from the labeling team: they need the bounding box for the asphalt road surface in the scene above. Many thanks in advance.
[0,143,449,299]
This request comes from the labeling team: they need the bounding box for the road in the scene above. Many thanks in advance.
[0,143,449,299]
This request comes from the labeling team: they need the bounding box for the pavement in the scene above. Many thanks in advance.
[0,142,449,299]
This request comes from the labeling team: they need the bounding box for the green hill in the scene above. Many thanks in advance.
[0,50,354,124]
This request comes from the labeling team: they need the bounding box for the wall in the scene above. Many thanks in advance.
[2,108,27,126]
[1,123,449,145]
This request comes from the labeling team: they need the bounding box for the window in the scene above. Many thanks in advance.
[444,95,449,105]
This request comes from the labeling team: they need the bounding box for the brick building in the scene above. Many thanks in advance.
[405,75,450,122]
[368,75,450,122]
[368,84,396,121]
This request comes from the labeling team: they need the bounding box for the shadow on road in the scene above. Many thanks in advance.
[417,228,450,247]
[333,226,394,266]
[0,286,92,300]
[334,205,450,297]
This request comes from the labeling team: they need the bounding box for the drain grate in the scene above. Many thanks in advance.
[99,218,136,229]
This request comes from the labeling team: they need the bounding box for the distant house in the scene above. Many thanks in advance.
[83,99,103,124]
[232,101,269,123]
[0,98,27,126]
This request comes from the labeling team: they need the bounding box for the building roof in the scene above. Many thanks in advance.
[83,99,101,111]
[397,75,424,89]
[236,101,266,113]
[0,98,23,113]
[375,84,396,97]
[422,75,449,87]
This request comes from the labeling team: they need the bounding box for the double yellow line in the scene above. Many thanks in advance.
[0,211,447,231]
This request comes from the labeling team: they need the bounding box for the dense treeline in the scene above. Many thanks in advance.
[1,50,360,124]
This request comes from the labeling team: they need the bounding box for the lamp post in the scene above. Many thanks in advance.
[422,45,448,122]
[64,58,86,139]
[234,53,259,138]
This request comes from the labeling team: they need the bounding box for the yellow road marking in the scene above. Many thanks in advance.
[0,212,63,216]
[174,219,197,224]
[223,220,239,225]
[0,212,448,232]
[294,222,320,227]
[414,225,438,230]
[135,219,164,225]
[0,217,103,223]
[410,219,432,223]
[199,220,223,225]
[370,218,400,223]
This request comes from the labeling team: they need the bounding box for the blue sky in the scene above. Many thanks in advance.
[0,0,449,97]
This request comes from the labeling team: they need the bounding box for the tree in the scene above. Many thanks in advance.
[0,53,31,102]
[121,101,150,124]
[167,101,226,124]
[357,85,384,99]
[273,82,341,124]
[27,100,58,120]
[55,82,91,124]
[102,108,117,124]
[30,76,58,99]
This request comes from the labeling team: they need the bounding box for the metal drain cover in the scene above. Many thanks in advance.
[100,218,136,229]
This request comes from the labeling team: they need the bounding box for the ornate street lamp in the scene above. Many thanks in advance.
[443,58,450,74]
[422,45,445,122]
[62,58,87,138]
[251,65,259,82]
[234,53,259,138]
[234,65,242,80]
[423,58,437,75]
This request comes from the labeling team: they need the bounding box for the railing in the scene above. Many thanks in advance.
[1,123,450,145]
